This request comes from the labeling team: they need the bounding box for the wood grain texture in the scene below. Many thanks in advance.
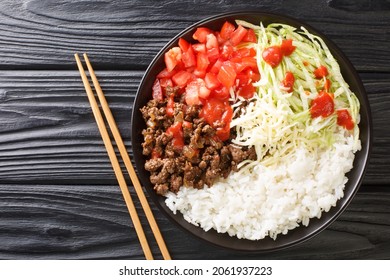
[0,0,389,260]
[0,0,388,71]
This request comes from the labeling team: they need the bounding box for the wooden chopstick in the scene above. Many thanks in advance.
[74,53,171,260]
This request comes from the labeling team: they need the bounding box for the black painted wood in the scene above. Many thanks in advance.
[0,0,389,260]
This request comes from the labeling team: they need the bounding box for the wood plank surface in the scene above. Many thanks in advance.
[0,0,388,71]
[0,0,389,260]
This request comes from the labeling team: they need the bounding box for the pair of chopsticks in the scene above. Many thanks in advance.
[74,53,171,260]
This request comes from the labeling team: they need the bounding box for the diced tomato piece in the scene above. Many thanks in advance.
[262,46,283,68]
[220,21,236,40]
[280,39,296,56]
[212,85,230,100]
[204,72,221,90]
[196,52,210,72]
[172,70,192,87]
[182,120,192,129]
[282,71,295,93]
[152,78,163,101]
[206,33,219,49]
[151,148,161,159]
[245,68,261,83]
[178,38,191,52]
[192,43,206,53]
[236,73,250,86]
[197,79,211,99]
[237,83,255,99]
[314,65,329,79]
[206,47,220,63]
[200,98,233,141]
[157,67,177,78]
[236,47,256,58]
[164,47,182,72]
[193,27,213,43]
[310,91,335,118]
[230,25,248,46]
[166,95,175,117]
[220,44,234,60]
[217,63,237,89]
[181,46,196,68]
[166,122,184,148]
[184,81,202,105]
[159,77,173,88]
[337,109,354,130]
[241,57,257,71]
[193,68,206,78]
[242,28,257,43]
[209,58,223,74]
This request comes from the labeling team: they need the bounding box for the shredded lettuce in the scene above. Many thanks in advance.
[231,20,361,170]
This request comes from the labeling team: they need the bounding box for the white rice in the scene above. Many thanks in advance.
[165,133,361,240]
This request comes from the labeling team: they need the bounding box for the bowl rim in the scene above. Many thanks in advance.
[131,10,373,252]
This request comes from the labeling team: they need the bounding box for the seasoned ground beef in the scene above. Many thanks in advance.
[141,89,256,195]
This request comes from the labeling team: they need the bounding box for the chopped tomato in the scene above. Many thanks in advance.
[151,148,162,159]
[164,47,182,72]
[337,109,354,130]
[282,71,295,93]
[193,27,213,43]
[166,122,184,148]
[192,43,206,53]
[240,56,258,71]
[200,98,233,141]
[178,38,191,52]
[157,67,177,78]
[209,58,223,74]
[206,47,220,63]
[242,28,257,43]
[220,44,235,60]
[204,72,221,90]
[314,65,329,79]
[159,77,173,88]
[184,80,204,105]
[262,46,283,68]
[172,70,192,87]
[280,39,296,56]
[230,25,248,46]
[237,83,255,99]
[220,21,235,40]
[166,95,175,117]
[152,78,163,101]
[196,52,210,72]
[217,63,237,89]
[206,33,219,49]
[245,68,261,83]
[236,47,256,58]
[310,91,335,118]
[181,46,196,68]
[212,85,230,100]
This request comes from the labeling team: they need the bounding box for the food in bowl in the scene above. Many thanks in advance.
[140,19,361,240]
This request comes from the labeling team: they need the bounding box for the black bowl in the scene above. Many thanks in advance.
[131,11,372,252]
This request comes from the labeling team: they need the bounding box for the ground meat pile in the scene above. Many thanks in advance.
[140,90,256,196]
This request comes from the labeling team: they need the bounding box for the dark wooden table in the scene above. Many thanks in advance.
[0,0,389,260]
